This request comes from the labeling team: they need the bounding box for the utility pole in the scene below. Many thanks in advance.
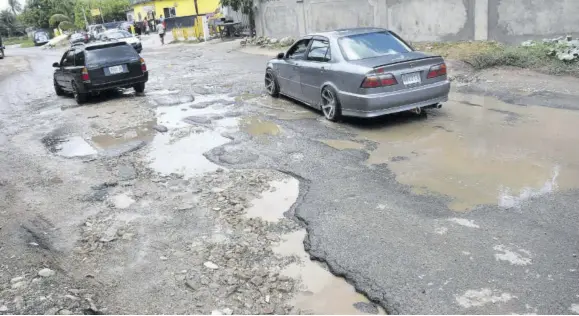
[82,7,89,30]
[194,0,199,16]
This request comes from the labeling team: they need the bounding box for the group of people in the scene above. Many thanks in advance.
[128,15,167,45]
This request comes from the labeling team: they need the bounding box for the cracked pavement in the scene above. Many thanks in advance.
[0,39,578,314]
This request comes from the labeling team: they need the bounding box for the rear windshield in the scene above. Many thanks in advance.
[106,31,132,39]
[338,32,412,61]
[85,45,138,67]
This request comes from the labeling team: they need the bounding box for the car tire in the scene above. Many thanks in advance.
[0,49,4,59]
[54,79,64,96]
[265,69,280,98]
[72,82,87,104]
[320,86,342,122]
[134,82,145,93]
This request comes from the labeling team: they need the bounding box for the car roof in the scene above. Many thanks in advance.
[73,41,130,51]
[308,27,389,39]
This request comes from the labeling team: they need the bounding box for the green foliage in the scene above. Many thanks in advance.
[220,0,253,14]
[461,43,579,77]
[19,0,129,31]
[0,9,25,36]
[8,0,22,14]
[58,21,75,31]
[49,13,71,27]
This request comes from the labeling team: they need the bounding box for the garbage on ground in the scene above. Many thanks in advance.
[521,35,579,61]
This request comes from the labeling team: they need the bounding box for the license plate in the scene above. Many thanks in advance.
[402,72,421,86]
[108,65,124,75]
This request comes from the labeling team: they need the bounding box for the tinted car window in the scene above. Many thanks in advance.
[85,45,139,67]
[287,39,311,59]
[74,51,85,66]
[338,31,412,61]
[62,50,75,67]
[307,39,330,62]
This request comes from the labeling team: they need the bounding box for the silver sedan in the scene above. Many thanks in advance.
[265,28,451,121]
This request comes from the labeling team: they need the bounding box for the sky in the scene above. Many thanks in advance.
[0,0,24,11]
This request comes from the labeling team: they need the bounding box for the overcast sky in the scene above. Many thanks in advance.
[0,0,24,11]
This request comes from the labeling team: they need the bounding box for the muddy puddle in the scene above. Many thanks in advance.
[146,95,240,177]
[91,121,156,150]
[53,136,98,158]
[337,92,579,211]
[241,116,281,137]
[246,177,382,314]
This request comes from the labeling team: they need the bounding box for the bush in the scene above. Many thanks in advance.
[465,44,579,76]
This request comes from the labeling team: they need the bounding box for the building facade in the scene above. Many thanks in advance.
[130,0,220,22]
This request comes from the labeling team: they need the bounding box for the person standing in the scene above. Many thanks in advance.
[144,17,150,35]
[157,22,166,45]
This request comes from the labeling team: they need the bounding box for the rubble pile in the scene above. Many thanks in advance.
[241,36,295,48]
[522,35,579,61]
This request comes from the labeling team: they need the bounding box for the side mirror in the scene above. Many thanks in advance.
[52,62,60,68]
[277,52,285,59]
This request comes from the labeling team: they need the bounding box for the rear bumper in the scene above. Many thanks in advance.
[82,72,148,92]
[339,80,451,118]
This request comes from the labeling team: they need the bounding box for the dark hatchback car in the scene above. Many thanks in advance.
[53,42,148,104]
[33,30,50,46]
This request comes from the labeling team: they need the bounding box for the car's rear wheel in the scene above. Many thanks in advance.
[72,82,87,104]
[54,79,64,96]
[134,82,145,93]
[321,86,341,122]
[265,70,279,97]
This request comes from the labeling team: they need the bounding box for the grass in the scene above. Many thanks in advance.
[4,36,35,47]
[413,41,579,77]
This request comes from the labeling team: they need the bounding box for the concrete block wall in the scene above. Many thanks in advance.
[254,0,579,43]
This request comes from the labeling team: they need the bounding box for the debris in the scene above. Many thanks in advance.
[38,268,56,277]
[204,261,219,270]
[10,276,24,284]
[0,306,8,312]
[222,308,233,315]
[11,281,26,289]
[153,125,168,133]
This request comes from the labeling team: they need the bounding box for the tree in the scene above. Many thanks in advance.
[8,0,22,14]
[0,9,24,36]
[220,0,256,35]
[49,13,70,27]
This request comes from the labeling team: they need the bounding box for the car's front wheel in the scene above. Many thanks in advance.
[54,79,64,96]
[265,69,279,97]
[72,82,87,104]
[321,86,341,122]
[134,82,145,93]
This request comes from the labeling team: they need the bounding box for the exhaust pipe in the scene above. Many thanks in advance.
[412,107,422,115]
[436,103,442,109]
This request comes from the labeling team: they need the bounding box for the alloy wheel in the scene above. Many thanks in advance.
[321,88,336,120]
[265,73,275,94]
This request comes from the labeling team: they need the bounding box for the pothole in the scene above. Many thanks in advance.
[246,176,382,314]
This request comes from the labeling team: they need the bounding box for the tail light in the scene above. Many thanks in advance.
[361,68,397,88]
[427,63,447,79]
[81,67,90,82]
[140,58,147,72]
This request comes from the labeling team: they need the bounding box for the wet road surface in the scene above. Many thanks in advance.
[0,41,578,314]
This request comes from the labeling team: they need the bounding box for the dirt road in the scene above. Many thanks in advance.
[0,40,578,315]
